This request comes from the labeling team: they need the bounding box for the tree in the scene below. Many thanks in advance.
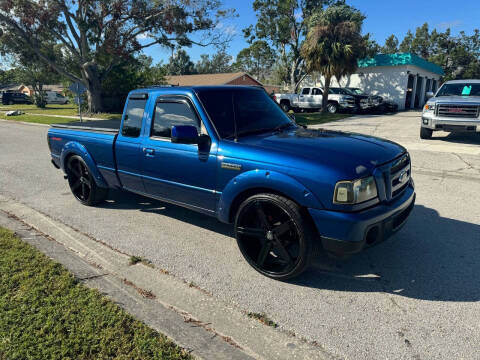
[234,41,275,80]
[410,23,430,58]
[382,35,399,54]
[0,0,232,112]
[301,4,366,112]
[363,33,381,57]
[195,48,233,74]
[245,0,333,91]
[166,50,196,75]
[399,30,414,53]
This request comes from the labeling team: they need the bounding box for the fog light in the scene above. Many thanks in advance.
[422,119,429,125]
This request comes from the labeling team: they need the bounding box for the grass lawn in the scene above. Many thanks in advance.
[0,103,121,120]
[0,114,85,124]
[293,111,352,126]
[0,227,191,360]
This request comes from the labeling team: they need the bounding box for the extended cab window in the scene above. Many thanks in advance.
[151,101,199,138]
[311,88,322,95]
[121,97,147,137]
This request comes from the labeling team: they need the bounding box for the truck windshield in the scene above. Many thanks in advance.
[436,83,480,97]
[196,87,295,139]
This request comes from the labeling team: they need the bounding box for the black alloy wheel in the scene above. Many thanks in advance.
[234,194,317,280]
[66,155,107,206]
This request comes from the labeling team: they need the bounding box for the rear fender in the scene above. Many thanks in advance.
[217,169,324,223]
[60,141,108,188]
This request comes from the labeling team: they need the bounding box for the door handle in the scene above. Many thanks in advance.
[143,148,155,157]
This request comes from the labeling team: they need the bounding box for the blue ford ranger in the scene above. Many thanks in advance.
[48,86,415,280]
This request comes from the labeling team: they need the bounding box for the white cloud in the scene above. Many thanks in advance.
[215,22,238,36]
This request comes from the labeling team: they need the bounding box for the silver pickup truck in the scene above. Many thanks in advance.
[421,79,480,139]
[274,87,356,113]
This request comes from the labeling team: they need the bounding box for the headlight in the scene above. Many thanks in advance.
[333,176,378,204]
[423,103,435,112]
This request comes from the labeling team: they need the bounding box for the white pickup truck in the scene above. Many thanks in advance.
[421,79,480,139]
[274,87,356,113]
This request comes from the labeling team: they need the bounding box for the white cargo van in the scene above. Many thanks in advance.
[45,91,69,104]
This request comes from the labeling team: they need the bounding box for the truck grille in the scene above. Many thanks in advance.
[436,104,480,118]
[383,154,411,201]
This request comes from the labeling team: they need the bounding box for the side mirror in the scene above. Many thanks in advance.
[171,125,200,144]
[171,125,211,149]
[426,91,434,99]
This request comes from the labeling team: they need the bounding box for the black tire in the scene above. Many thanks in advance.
[327,102,338,114]
[66,155,107,206]
[420,127,433,139]
[234,193,318,280]
[280,101,290,112]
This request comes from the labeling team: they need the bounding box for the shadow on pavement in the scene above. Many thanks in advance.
[99,191,479,302]
[295,204,480,302]
[430,131,480,145]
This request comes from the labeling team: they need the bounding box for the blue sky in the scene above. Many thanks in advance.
[142,0,480,64]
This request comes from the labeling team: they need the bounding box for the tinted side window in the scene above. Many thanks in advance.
[121,98,147,137]
[152,101,199,138]
[311,88,322,95]
[301,88,310,95]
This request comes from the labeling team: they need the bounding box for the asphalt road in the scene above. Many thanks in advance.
[1,113,479,360]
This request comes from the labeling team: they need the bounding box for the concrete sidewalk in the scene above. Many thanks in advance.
[0,195,331,360]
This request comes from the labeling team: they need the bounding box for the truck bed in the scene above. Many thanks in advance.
[51,119,120,134]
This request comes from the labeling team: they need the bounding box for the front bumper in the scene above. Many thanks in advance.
[308,185,415,257]
[421,112,480,130]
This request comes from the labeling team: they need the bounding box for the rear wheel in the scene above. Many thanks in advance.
[234,194,317,280]
[66,155,107,206]
[280,101,290,112]
[420,127,433,139]
[327,102,338,114]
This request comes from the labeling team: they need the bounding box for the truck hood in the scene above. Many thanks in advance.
[433,96,480,104]
[238,127,406,178]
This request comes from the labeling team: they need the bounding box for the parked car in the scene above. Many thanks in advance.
[274,87,357,113]
[48,85,415,280]
[330,87,372,112]
[45,91,69,104]
[421,79,480,139]
[344,87,384,110]
[1,92,33,105]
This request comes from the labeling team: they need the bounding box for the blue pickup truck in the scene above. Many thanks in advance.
[48,86,415,280]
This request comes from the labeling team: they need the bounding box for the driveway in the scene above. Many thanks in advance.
[0,113,479,360]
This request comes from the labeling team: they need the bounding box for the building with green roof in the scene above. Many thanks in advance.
[302,53,444,110]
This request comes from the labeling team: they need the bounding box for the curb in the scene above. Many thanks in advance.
[0,195,332,360]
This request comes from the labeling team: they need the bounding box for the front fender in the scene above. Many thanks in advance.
[60,141,108,188]
[217,169,324,223]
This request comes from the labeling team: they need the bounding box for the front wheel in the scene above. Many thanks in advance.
[66,155,107,206]
[327,102,338,114]
[234,194,317,280]
[420,127,433,139]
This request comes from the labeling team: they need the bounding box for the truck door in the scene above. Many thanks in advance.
[140,95,217,214]
[298,87,311,108]
[115,93,148,193]
[311,88,323,107]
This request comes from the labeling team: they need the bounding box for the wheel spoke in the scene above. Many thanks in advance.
[77,162,83,177]
[273,240,293,264]
[71,180,81,191]
[237,226,265,239]
[69,164,81,178]
[272,219,294,237]
[256,241,272,266]
[81,183,87,200]
[81,177,91,189]
[254,201,270,230]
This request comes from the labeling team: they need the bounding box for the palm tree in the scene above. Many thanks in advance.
[301,4,366,112]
